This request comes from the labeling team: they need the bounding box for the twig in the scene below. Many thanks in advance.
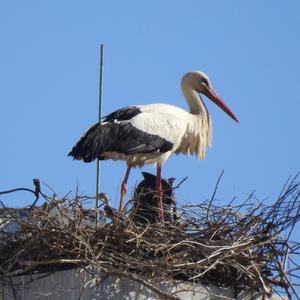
[206,170,224,220]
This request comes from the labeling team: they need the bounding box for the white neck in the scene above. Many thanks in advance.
[181,81,207,115]
[179,72,212,159]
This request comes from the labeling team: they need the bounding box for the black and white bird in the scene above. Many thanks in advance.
[131,172,176,224]
[68,70,239,221]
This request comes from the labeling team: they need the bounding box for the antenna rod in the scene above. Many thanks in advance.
[96,44,104,225]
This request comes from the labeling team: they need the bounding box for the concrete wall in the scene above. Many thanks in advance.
[0,269,285,300]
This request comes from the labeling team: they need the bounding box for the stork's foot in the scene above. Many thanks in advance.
[157,192,164,222]
[119,182,127,212]
[118,166,131,213]
[155,165,164,222]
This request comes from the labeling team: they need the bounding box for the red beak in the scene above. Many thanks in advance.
[204,87,239,123]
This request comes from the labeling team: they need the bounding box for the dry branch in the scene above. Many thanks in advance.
[0,175,300,299]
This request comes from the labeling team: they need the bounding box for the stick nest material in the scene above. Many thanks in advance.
[1,175,300,299]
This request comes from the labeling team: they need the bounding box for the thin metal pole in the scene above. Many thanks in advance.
[96,44,104,225]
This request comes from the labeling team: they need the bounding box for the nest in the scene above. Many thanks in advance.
[1,174,300,299]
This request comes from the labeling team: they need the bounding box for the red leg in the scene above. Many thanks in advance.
[119,166,131,212]
[156,165,164,222]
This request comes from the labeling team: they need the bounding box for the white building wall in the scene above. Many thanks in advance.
[0,269,285,300]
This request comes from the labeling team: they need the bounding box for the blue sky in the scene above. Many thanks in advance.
[0,1,299,214]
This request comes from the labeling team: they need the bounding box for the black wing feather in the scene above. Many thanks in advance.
[103,106,142,122]
[68,121,173,163]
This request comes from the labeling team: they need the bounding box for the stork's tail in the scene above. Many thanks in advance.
[68,123,103,163]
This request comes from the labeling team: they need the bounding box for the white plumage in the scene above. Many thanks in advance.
[69,70,238,221]
[100,103,211,167]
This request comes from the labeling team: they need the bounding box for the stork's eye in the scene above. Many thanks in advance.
[202,79,209,87]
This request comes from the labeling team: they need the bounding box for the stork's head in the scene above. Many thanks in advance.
[181,71,239,123]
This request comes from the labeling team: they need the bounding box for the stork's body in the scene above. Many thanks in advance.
[69,71,238,221]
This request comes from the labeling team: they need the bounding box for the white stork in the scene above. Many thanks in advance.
[68,70,238,221]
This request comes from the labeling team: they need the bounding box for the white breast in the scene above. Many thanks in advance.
[132,103,212,160]
[176,114,212,159]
